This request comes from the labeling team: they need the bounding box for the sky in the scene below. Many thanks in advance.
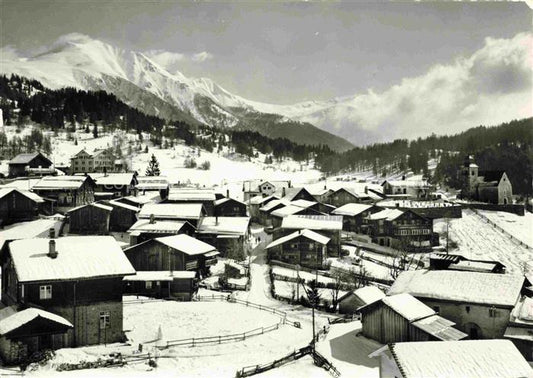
[1,1,531,105]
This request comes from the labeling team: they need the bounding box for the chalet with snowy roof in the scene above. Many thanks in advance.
[459,155,513,205]
[331,203,382,233]
[269,200,323,228]
[505,295,533,361]
[127,218,195,245]
[428,253,506,273]
[307,187,333,203]
[214,197,247,217]
[277,215,343,256]
[359,293,467,344]
[32,175,95,209]
[248,194,279,222]
[123,270,196,300]
[276,187,317,202]
[325,187,376,207]
[366,208,434,251]
[0,188,44,225]
[242,180,288,201]
[0,217,64,255]
[66,202,113,234]
[124,234,219,280]
[196,217,250,259]
[388,270,527,339]
[258,199,290,226]
[370,340,533,378]
[338,286,385,315]
[118,192,162,208]
[86,172,137,199]
[165,189,216,215]
[265,229,330,269]
[382,178,431,199]
[105,199,140,232]
[1,234,135,351]
[8,152,53,178]
[138,203,206,227]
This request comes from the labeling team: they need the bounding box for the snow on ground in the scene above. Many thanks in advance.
[436,209,533,275]
[477,210,533,248]
[255,355,332,378]
[272,266,335,285]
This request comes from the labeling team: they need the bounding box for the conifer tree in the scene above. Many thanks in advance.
[145,154,160,176]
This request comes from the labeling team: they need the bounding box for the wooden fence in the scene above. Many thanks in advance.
[471,209,532,249]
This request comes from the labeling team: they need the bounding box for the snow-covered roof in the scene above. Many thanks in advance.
[281,215,343,231]
[167,189,216,202]
[107,199,140,212]
[121,192,162,205]
[0,178,42,191]
[266,229,330,249]
[368,208,404,221]
[197,217,250,236]
[0,307,73,335]
[0,217,64,249]
[214,197,245,206]
[332,203,373,217]
[123,271,195,281]
[353,285,385,305]
[410,315,467,341]
[259,199,289,212]
[383,180,430,188]
[66,202,113,213]
[448,260,498,273]
[249,194,278,205]
[33,175,90,190]
[388,340,532,378]
[9,152,47,165]
[0,187,44,203]
[271,205,308,218]
[382,293,435,322]
[156,234,216,256]
[388,270,525,307]
[135,176,169,190]
[290,199,317,208]
[89,173,136,186]
[510,296,533,325]
[139,203,204,220]
[9,236,136,282]
[128,219,191,234]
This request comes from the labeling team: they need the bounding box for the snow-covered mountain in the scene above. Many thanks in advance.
[0,33,353,151]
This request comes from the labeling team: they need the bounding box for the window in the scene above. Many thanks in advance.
[39,285,52,300]
[146,281,153,289]
[465,306,470,313]
[100,311,110,329]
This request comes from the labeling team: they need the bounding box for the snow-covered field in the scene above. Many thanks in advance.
[436,209,533,275]
[477,210,533,248]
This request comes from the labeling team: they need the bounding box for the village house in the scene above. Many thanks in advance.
[127,218,196,245]
[214,197,247,217]
[70,149,119,174]
[265,229,330,269]
[8,152,54,178]
[269,200,323,228]
[138,203,206,227]
[1,234,135,357]
[366,208,434,251]
[92,149,117,173]
[277,215,343,256]
[0,188,44,226]
[306,187,333,204]
[242,180,289,202]
[388,270,527,339]
[504,295,533,361]
[196,217,250,259]
[331,203,382,233]
[248,194,279,222]
[117,192,162,208]
[32,175,96,210]
[88,172,137,199]
[325,187,376,207]
[124,234,219,280]
[123,270,196,300]
[376,198,463,219]
[164,189,216,216]
[276,187,317,202]
[66,202,113,235]
[105,199,140,232]
[370,340,533,378]
[459,156,514,205]
[258,199,290,226]
[428,253,506,273]
[359,293,467,344]
[70,150,94,174]
[381,178,431,200]
[338,285,385,315]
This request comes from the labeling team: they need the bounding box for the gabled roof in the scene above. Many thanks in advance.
[249,194,279,205]
[197,217,250,236]
[214,197,246,207]
[259,199,289,212]
[107,199,141,212]
[128,219,192,234]
[33,175,93,190]
[266,229,330,249]
[277,187,315,201]
[479,170,506,183]
[0,187,44,203]
[368,208,405,221]
[66,202,113,213]
[271,205,310,218]
[167,189,216,202]
[388,270,524,307]
[89,173,136,186]
[352,285,386,305]
[281,215,343,231]
[139,203,204,220]
[71,149,92,159]
[387,340,532,378]
[9,236,135,282]
[290,199,317,208]
[382,293,436,322]
[9,152,50,165]
[332,203,374,217]
[410,315,467,341]
[509,296,533,325]
[155,234,216,256]
[0,307,73,336]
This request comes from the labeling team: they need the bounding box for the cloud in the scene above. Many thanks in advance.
[191,51,214,62]
[296,32,533,145]
[0,45,21,60]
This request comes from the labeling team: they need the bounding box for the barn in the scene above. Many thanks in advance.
[67,203,113,234]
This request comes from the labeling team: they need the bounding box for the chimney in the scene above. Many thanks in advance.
[149,214,155,224]
[215,216,219,225]
[49,228,55,239]
[364,186,368,194]
[48,239,57,259]
[226,189,230,198]
[288,180,292,188]
[282,187,286,197]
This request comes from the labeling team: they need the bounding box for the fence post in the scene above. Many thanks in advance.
[192,338,195,347]
[219,335,221,344]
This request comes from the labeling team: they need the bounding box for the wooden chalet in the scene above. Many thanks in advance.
[123,270,196,301]
[338,286,385,315]
[265,229,330,269]
[124,234,219,279]
[276,187,317,202]
[359,293,467,344]
[135,176,170,199]
[381,178,431,200]
[105,199,140,232]
[196,217,250,259]
[388,270,527,339]
[8,152,53,178]
[138,203,206,227]
[331,203,382,233]
[269,200,323,228]
[127,218,196,245]
[214,197,247,217]
[325,187,375,207]
[1,235,135,357]
[248,194,279,222]
[32,175,96,210]
[66,202,113,234]
[88,172,138,199]
[0,188,44,226]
